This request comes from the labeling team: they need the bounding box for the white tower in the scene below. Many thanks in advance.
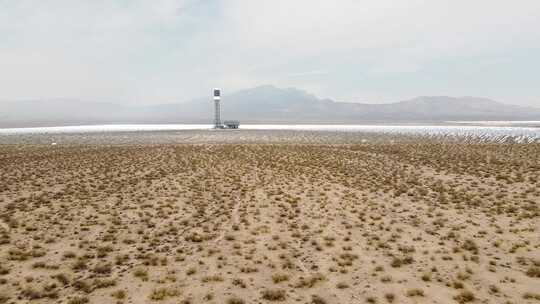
[213,88,222,128]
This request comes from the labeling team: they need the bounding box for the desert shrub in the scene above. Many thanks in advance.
[366,296,377,303]
[21,287,58,300]
[73,280,93,293]
[92,278,117,290]
[311,295,327,304]
[454,290,475,303]
[294,273,325,288]
[134,268,149,281]
[52,273,69,285]
[111,290,126,299]
[0,294,10,304]
[0,266,9,275]
[63,251,77,259]
[227,297,245,304]
[406,289,424,297]
[186,267,197,276]
[93,263,112,274]
[390,256,414,268]
[67,296,89,304]
[526,266,540,278]
[232,278,246,288]
[384,293,395,303]
[461,239,479,254]
[72,259,88,271]
[261,289,286,301]
[271,273,289,284]
[523,293,540,300]
[201,275,223,282]
[149,287,180,301]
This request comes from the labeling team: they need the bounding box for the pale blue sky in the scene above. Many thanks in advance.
[0,0,539,106]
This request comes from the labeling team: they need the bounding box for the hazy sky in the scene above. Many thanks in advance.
[1,0,539,106]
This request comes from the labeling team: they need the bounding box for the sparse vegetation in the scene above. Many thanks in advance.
[523,293,540,301]
[149,287,181,301]
[271,273,290,284]
[526,266,540,278]
[454,290,475,303]
[227,297,245,304]
[261,289,286,301]
[0,134,538,303]
[406,289,425,297]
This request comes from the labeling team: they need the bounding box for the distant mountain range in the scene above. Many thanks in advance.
[1,85,539,127]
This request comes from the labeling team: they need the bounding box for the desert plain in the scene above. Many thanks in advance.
[0,130,539,304]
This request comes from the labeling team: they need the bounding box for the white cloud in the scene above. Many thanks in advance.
[0,0,539,106]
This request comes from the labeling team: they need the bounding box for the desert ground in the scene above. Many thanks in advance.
[0,130,539,304]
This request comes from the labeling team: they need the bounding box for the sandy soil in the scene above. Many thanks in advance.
[0,131,539,304]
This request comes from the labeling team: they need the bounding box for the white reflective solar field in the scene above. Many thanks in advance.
[0,124,539,142]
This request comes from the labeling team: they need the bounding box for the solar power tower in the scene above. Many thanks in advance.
[213,88,222,128]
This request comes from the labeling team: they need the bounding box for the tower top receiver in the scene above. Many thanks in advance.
[213,88,221,100]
